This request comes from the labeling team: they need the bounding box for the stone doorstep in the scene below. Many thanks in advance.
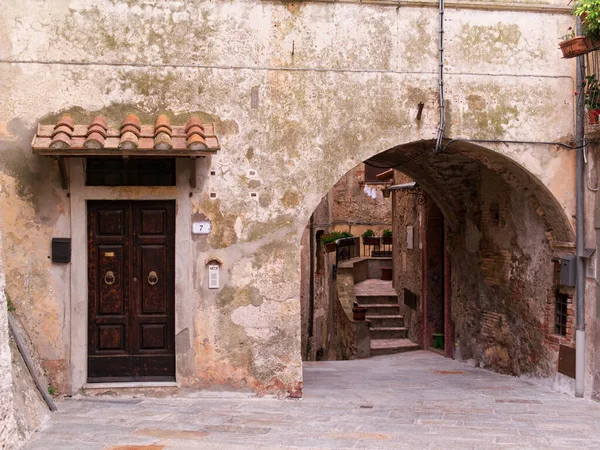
[370,326,408,339]
[83,382,179,389]
[370,338,420,356]
[81,381,180,397]
[355,295,398,305]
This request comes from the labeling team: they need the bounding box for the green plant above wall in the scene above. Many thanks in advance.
[576,0,600,39]
[362,229,375,238]
[320,231,352,245]
[382,229,392,238]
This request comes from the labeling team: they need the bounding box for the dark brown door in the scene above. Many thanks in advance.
[87,200,175,382]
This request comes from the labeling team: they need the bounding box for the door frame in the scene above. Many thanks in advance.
[68,158,193,393]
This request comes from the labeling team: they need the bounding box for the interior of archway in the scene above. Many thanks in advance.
[301,139,575,379]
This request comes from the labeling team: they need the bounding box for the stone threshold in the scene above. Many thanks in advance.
[83,381,178,389]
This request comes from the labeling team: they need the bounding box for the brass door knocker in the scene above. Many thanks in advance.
[104,271,115,285]
[148,271,158,286]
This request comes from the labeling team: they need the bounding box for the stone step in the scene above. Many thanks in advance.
[370,338,420,356]
[366,315,405,328]
[355,295,398,305]
[370,327,408,339]
[362,304,401,316]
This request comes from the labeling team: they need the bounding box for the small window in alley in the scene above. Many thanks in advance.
[364,163,389,184]
[555,292,569,336]
[86,158,176,186]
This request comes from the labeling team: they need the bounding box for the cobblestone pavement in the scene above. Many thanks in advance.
[25,351,600,449]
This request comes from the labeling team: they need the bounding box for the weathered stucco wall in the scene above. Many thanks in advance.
[0,0,585,396]
[0,232,19,449]
[331,164,392,237]
[450,168,557,375]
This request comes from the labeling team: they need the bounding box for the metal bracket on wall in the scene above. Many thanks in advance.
[190,156,197,188]
[55,156,69,190]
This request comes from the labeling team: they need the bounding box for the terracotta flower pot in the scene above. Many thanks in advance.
[352,306,368,321]
[559,36,600,59]
[325,242,336,253]
[589,109,600,125]
[363,236,380,246]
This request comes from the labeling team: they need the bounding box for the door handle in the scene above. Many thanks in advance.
[148,271,158,286]
[104,271,115,285]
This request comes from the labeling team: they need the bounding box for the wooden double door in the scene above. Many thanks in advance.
[87,200,175,382]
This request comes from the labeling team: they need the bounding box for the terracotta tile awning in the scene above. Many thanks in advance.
[32,114,220,157]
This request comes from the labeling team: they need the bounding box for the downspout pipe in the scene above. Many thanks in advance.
[434,0,445,154]
[575,15,586,398]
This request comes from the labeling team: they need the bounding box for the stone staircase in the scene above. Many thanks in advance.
[354,284,419,356]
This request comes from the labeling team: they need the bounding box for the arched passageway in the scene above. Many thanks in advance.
[301,139,575,379]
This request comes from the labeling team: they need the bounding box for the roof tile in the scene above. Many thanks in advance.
[155,115,172,132]
[187,133,207,151]
[121,114,141,131]
[185,117,204,133]
[32,114,220,156]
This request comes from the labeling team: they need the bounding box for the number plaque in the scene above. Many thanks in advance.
[192,221,212,235]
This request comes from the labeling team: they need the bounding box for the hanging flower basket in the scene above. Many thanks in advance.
[559,36,600,59]
[381,236,393,245]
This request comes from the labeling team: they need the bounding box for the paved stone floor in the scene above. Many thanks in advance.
[25,351,600,449]
[353,279,396,296]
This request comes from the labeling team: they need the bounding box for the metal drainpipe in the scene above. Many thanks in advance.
[435,0,445,153]
[575,16,586,398]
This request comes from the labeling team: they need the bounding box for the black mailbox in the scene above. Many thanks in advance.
[51,238,71,263]
[560,255,576,287]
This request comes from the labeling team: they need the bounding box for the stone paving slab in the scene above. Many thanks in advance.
[25,351,600,449]
[353,279,397,297]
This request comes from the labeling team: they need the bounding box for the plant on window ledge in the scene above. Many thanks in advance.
[585,74,600,123]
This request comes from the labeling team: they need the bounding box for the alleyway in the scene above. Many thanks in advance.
[25,351,600,449]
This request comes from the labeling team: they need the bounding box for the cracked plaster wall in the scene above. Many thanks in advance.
[0,232,19,449]
[0,0,585,395]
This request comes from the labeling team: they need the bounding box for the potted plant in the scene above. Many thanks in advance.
[362,229,380,246]
[382,229,393,245]
[352,302,368,321]
[337,231,354,247]
[585,74,600,124]
[559,1,600,58]
[321,231,341,253]
[321,231,353,252]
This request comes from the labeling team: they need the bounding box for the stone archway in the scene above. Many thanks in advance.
[300,138,575,379]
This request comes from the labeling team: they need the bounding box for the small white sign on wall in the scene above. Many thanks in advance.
[407,226,414,250]
[209,265,220,289]
[587,253,597,280]
[192,221,212,235]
